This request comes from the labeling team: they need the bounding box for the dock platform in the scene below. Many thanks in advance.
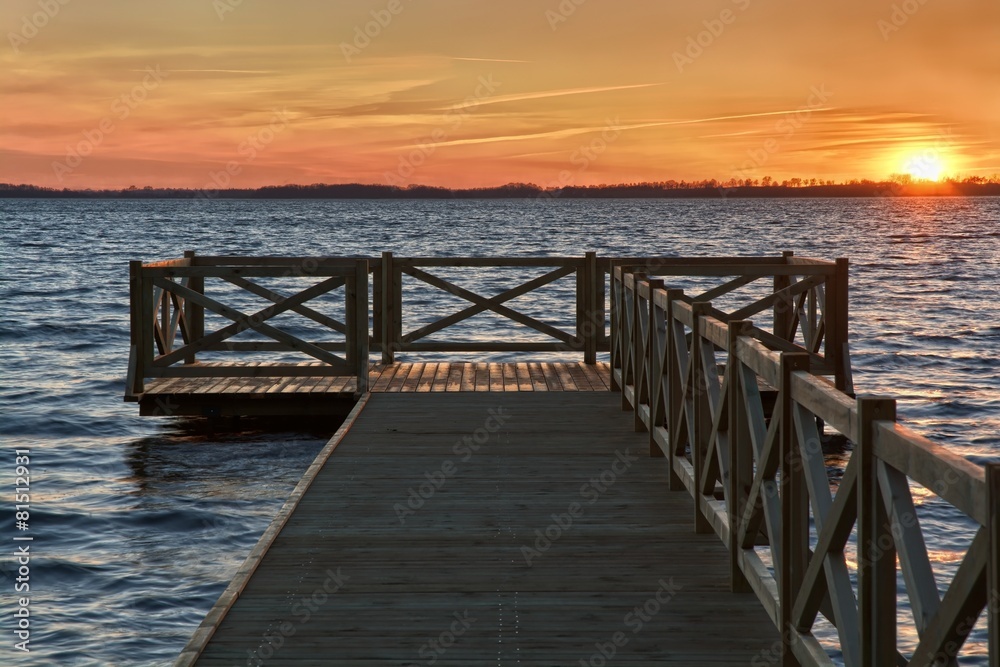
[139,362,611,416]
[179,392,778,666]
[125,253,998,666]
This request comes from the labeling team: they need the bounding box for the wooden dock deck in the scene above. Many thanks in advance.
[178,392,778,666]
[128,253,998,666]
[139,362,611,415]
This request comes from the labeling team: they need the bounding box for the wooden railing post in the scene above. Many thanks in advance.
[140,263,155,383]
[664,288,686,492]
[647,279,666,457]
[988,463,1000,667]
[691,300,713,534]
[857,396,898,667]
[595,255,607,352]
[609,264,621,391]
[774,250,794,342]
[728,319,754,593]
[619,269,637,411]
[633,275,653,433]
[346,268,357,371]
[350,260,370,394]
[780,352,810,667]
[393,256,403,356]
[629,273,647,418]
[380,251,395,364]
[827,257,851,393]
[372,257,383,356]
[183,250,204,365]
[576,258,584,358]
[126,260,146,399]
[584,251,599,364]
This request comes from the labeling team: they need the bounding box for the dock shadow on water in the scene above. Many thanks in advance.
[127,416,340,666]
[123,415,341,490]
[7,415,338,667]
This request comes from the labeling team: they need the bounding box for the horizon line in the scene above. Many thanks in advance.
[4,174,1000,193]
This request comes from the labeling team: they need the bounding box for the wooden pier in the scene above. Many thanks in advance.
[123,253,999,666]
[179,392,778,665]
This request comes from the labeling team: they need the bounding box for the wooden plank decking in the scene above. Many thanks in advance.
[139,362,611,415]
[180,392,777,665]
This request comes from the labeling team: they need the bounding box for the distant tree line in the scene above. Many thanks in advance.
[1,177,999,199]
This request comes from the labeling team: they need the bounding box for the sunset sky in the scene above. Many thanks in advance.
[2,0,998,189]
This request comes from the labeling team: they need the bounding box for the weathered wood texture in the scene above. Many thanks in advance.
[614,265,997,667]
[142,362,610,396]
[183,393,777,666]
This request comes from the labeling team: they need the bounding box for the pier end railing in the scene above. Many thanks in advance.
[125,255,371,401]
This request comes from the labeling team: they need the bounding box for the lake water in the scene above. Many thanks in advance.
[1,197,998,665]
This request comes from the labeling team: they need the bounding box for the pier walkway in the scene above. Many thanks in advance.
[179,392,778,666]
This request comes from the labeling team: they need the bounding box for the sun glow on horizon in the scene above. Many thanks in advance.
[902,152,947,182]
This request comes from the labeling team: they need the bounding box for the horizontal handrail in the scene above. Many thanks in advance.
[873,420,988,525]
[189,255,379,268]
[394,256,584,267]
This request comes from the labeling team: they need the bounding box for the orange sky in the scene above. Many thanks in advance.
[2,0,998,189]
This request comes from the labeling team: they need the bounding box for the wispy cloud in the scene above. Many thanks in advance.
[648,108,838,128]
[159,69,276,74]
[443,83,664,111]
[696,130,761,139]
[451,57,530,63]
[416,107,838,149]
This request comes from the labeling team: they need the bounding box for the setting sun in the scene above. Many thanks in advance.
[904,152,946,181]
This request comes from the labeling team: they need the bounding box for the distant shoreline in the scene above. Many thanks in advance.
[2,181,999,199]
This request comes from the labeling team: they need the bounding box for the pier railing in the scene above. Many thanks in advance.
[127,252,847,401]
[614,266,999,667]
[376,252,605,363]
[126,253,370,398]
